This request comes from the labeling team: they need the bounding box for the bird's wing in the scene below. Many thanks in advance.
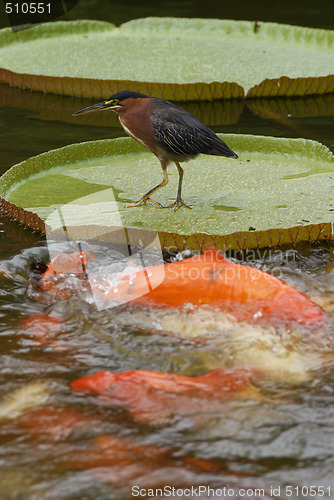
[151,100,237,158]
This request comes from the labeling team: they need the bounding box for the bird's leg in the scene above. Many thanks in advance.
[127,169,168,208]
[160,162,192,211]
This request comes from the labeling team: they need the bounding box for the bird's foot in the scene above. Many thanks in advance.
[160,198,192,211]
[126,197,163,208]
[127,197,191,211]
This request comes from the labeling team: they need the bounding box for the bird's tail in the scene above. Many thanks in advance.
[212,139,238,158]
[205,134,238,158]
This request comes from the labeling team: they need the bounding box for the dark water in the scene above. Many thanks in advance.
[1,0,334,30]
[1,1,334,499]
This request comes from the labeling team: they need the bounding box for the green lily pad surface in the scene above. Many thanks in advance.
[0,18,333,99]
[1,135,334,251]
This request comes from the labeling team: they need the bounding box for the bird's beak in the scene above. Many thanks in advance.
[73,100,118,116]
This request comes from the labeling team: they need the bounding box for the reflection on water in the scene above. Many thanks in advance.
[1,0,334,30]
[0,84,245,128]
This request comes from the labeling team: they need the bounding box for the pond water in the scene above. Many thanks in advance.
[1,1,334,499]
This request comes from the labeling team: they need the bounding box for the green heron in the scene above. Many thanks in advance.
[74,91,238,211]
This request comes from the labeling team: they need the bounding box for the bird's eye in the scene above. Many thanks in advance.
[105,99,119,106]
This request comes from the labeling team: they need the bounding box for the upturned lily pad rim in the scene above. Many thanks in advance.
[1,134,334,252]
[0,18,334,100]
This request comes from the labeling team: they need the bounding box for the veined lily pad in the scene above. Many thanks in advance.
[0,18,333,100]
[1,135,334,251]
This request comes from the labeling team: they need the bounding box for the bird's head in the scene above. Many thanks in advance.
[73,90,150,116]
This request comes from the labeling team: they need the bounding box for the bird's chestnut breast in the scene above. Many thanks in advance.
[118,98,156,152]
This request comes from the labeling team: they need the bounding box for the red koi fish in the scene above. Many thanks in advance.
[29,251,91,299]
[31,248,325,325]
[99,248,324,325]
[65,433,229,479]
[71,368,259,424]
[20,313,64,347]
[16,408,247,484]
[18,406,102,439]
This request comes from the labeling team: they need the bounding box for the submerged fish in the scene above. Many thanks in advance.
[64,433,231,482]
[71,368,260,424]
[0,381,52,421]
[18,406,103,439]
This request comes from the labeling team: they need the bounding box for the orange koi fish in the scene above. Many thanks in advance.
[29,251,91,299]
[20,313,64,347]
[18,406,101,439]
[64,433,229,479]
[31,248,325,326]
[71,368,259,424]
[99,248,325,325]
[16,408,246,483]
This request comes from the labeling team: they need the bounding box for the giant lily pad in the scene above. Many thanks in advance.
[0,18,333,100]
[1,135,334,251]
